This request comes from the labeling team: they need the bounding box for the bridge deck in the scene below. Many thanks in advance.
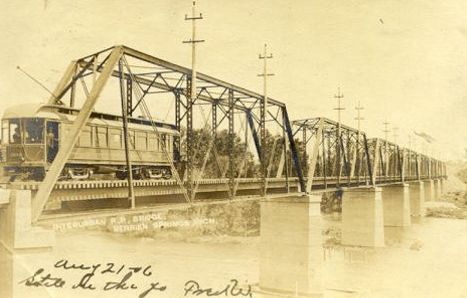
[1,175,440,210]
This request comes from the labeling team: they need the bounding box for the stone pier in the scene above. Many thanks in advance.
[381,183,411,227]
[409,181,425,218]
[433,179,442,200]
[341,187,384,247]
[439,178,446,195]
[259,194,323,297]
[0,189,55,251]
[424,179,435,201]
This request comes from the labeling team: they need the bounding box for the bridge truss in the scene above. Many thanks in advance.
[292,118,446,192]
[31,45,305,221]
[26,45,446,221]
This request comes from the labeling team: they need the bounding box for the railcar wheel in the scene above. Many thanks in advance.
[31,169,45,181]
[115,169,127,180]
[162,168,171,180]
[65,167,94,180]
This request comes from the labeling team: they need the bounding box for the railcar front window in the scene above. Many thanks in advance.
[23,118,44,144]
[9,119,21,144]
[160,134,166,151]
[2,120,8,144]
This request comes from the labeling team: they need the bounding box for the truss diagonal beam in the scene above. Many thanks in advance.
[32,47,123,222]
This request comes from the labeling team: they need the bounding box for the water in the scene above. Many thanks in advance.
[0,217,466,298]
[322,217,467,298]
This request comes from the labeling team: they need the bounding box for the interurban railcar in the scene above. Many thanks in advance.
[1,103,178,181]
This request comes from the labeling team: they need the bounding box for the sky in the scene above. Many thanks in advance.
[0,0,466,160]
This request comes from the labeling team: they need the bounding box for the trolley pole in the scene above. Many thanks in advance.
[258,44,274,196]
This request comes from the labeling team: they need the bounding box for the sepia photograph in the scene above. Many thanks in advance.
[0,1,466,297]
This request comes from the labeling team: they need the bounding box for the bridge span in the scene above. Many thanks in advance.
[0,46,447,255]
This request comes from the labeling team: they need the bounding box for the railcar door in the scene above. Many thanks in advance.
[46,121,59,163]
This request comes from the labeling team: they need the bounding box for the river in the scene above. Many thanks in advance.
[0,215,466,297]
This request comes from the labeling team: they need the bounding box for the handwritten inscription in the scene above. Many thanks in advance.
[20,259,252,297]
[184,279,253,297]
[20,268,66,288]
[20,260,165,297]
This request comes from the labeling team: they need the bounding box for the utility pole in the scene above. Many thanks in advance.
[383,120,390,142]
[354,101,364,131]
[382,120,390,177]
[334,87,345,124]
[119,60,135,209]
[351,101,365,183]
[334,87,344,185]
[183,0,204,200]
[392,126,399,178]
[184,1,204,98]
[258,44,274,196]
[393,126,399,144]
[354,101,364,182]
[383,120,390,141]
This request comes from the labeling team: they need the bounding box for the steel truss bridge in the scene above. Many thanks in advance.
[8,45,444,222]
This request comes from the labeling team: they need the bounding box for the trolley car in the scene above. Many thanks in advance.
[1,103,179,181]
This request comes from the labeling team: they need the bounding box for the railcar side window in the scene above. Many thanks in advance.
[24,118,44,144]
[160,134,166,152]
[129,131,136,149]
[136,132,147,150]
[96,126,108,148]
[109,128,122,149]
[167,135,171,152]
[9,119,21,144]
[79,126,92,147]
[148,135,157,151]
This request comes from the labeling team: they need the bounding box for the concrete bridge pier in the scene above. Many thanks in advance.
[439,178,446,195]
[341,187,385,247]
[0,189,55,252]
[381,183,411,227]
[424,179,435,202]
[409,181,425,218]
[433,179,442,200]
[259,194,323,297]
